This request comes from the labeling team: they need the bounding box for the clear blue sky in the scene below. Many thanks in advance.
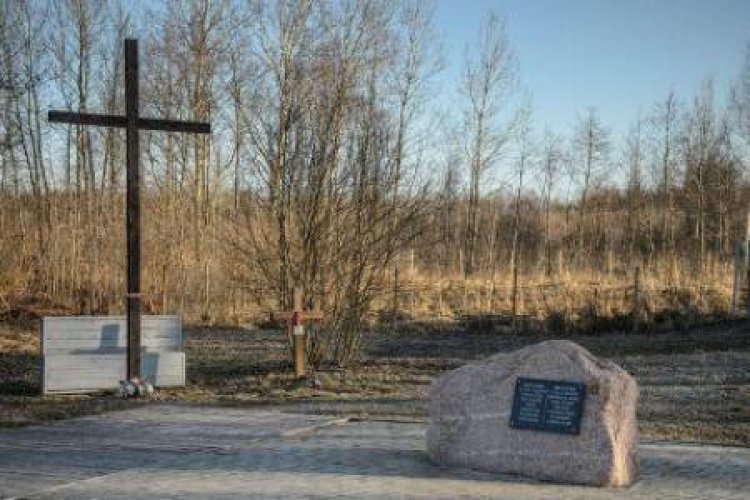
[435,0,750,139]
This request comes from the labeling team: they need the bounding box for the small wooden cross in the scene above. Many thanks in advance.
[273,287,324,378]
[48,39,210,380]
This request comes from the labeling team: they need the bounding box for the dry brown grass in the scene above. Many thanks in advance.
[383,262,736,335]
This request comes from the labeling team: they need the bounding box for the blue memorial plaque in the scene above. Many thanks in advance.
[509,377,586,435]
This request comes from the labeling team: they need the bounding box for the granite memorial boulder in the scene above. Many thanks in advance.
[427,340,638,486]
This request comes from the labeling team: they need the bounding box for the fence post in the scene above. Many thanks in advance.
[438,280,444,317]
[231,285,238,325]
[632,266,641,331]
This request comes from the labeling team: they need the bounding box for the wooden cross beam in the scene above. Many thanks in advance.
[273,287,324,378]
[48,39,211,381]
[274,288,325,322]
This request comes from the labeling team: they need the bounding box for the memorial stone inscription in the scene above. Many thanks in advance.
[509,377,586,435]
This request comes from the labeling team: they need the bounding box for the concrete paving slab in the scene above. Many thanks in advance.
[1,404,748,499]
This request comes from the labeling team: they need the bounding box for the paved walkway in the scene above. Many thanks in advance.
[1,404,749,499]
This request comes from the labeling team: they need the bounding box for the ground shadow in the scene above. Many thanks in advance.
[0,352,41,396]
[364,320,750,360]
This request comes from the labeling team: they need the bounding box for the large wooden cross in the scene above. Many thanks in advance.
[274,287,324,378]
[48,39,211,380]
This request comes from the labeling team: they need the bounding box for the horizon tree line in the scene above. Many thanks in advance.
[1,0,749,361]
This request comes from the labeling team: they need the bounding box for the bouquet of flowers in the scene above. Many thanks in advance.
[118,377,155,398]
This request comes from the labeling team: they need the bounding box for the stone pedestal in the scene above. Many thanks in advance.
[427,340,639,486]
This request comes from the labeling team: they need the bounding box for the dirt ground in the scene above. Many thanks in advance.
[1,319,749,445]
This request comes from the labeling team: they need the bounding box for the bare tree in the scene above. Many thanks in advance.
[509,105,533,327]
[539,130,563,276]
[460,12,516,276]
[648,90,681,262]
[233,0,433,365]
[572,107,609,265]
[684,79,718,270]
[625,117,645,262]
[388,0,442,326]
[731,44,750,311]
